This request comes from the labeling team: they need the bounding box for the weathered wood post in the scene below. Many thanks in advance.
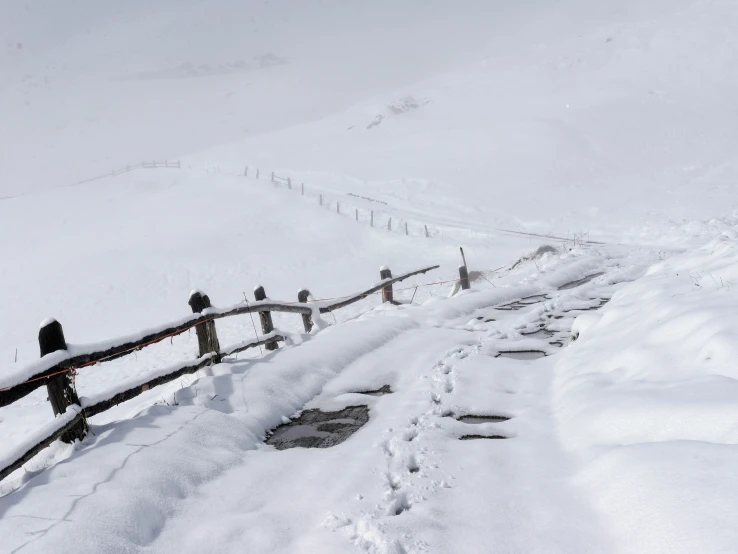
[298,289,313,332]
[458,247,470,290]
[336,202,340,214]
[188,291,221,361]
[301,183,305,196]
[287,177,292,190]
[459,266,471,290]
[388,217,392,231]
[380,267,394,303]
[254,286,277,351]
[319,194,323,206]
[355,208,359,221]
[424,224,430,238]
[244,166,248,177]
[256,169,260,179]
[371,211,374,227]
[39,319,88,442]
[405,222,409,236]
[271,171,275,183]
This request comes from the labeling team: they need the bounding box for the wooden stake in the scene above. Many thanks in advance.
[271,171,275,183]
[301,183,305,196]
[355,209,358,221]
[371,211,374,227]
[459,265,471,290]
[405,222,409,236]
[424,224,430,238]
[388,217,392,231]
[39,319,87,443]
[380,267,394,303]
[298,289,313,332]
[254,286,277,351]
[244,166,249,177]
[256,169,260,179]
[188,291,221,361]
[287,177,292,190]
[336,202,340,214]
[319,194,323,206]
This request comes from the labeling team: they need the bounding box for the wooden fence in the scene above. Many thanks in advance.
[0,264,439,482]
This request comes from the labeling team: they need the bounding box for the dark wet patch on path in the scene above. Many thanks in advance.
[266,405,369,450]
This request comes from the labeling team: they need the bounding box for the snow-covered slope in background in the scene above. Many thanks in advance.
[4,0,738,240]
[3,0,738,552]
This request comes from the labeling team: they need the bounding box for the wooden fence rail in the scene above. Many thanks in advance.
[0,263,440,483]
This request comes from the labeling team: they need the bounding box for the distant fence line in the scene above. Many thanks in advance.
[72,160,181,186]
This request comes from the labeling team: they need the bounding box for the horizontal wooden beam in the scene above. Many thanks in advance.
[0,265,439,405]
[0,411,84,482]
[1,334,285,483]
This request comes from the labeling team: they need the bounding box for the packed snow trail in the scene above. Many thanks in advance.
[0,245,653,553]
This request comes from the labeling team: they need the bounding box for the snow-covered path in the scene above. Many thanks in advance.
[0,246,649,553]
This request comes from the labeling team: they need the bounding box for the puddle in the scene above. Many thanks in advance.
[495,302,527,311]
[460,434,508,440]
[496,294,549,311]
[457,415,510,424]
[354,384,392,396]
[520,329,554,339]
[495,350,547,360]
[518,294,550,304]
[558,272,605,290]
[266,405,369,450]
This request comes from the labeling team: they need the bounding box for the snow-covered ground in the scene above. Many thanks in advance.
[3,0,738,552]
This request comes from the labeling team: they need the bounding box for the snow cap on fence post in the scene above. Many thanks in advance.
[38,318,87,442]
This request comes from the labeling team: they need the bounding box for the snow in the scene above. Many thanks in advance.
[0,407,80,478]
[553,232,738,553]
[3,0,738,551]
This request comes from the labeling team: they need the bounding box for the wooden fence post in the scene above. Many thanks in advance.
[301,183,305,196]
[405,222,409,236]
[458,246,470,290]
[254,286,277,351]
[188,291,221,361]
[371,211,374,227]
[388,217,392,231]
[380,267,394,303]
[287,177,292,190]
[39,319,88,443]
[355,209,358,221]
[336,202,340,214]
[459,266,471,290]
[298,289,313,332]
[244,166,248,177]
[271,171,275,183]
[256,169,260,179]
[319,194,323,206]
[424,224,430,238]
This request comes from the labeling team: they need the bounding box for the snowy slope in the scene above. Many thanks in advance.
[0,244,656,553]
[3,0,738,552]
[555,230,738,553]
